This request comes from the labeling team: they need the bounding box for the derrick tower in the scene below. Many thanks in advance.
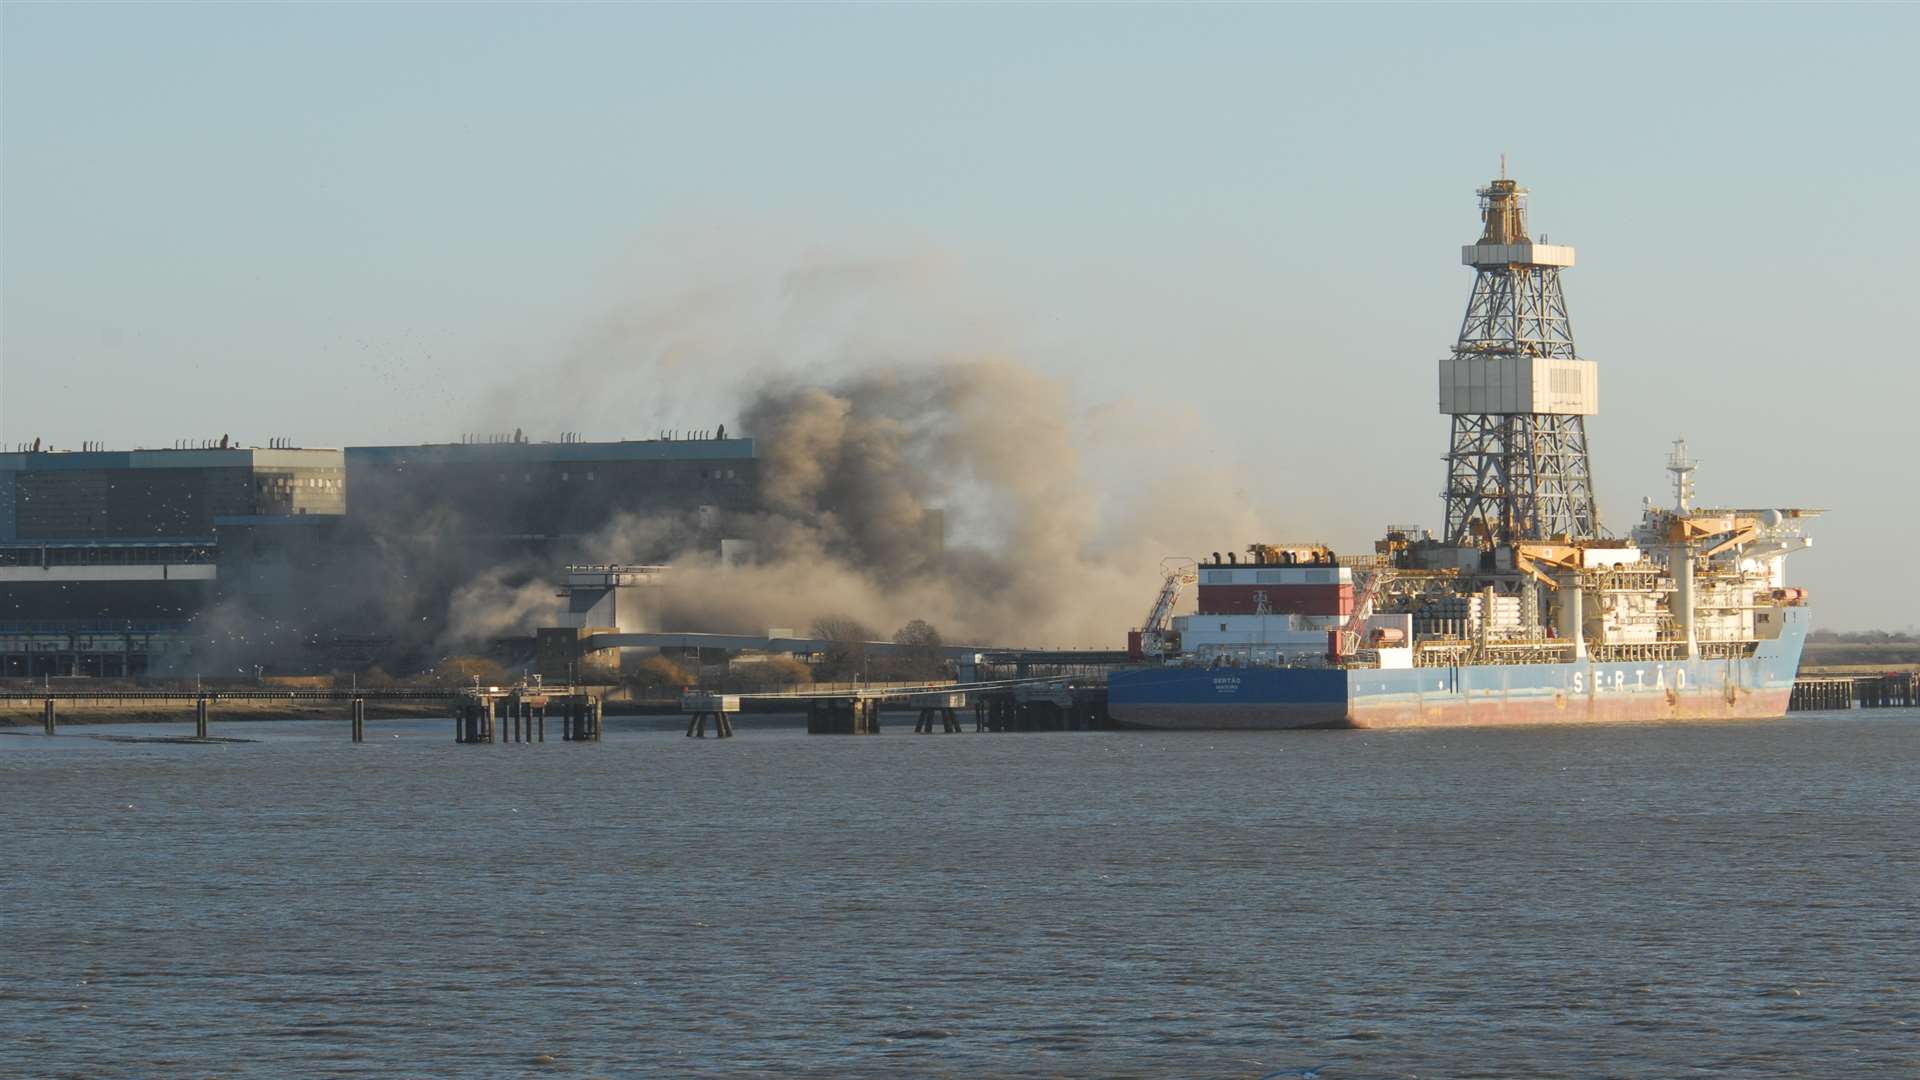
[1439,171,1599,544]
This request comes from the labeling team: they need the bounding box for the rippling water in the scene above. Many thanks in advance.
[3,710,1916,1078]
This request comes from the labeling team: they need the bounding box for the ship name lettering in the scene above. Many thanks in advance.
[1634,669,1646,690]
[1573,672,1584,694]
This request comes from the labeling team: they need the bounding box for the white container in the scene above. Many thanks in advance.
[1439,356,1597,416]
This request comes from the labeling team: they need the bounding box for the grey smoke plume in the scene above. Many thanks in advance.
[182,253,1290,670]
[616,357,1280,648]
[439,251,1295,652]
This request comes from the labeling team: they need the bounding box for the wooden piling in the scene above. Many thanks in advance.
[43,697,56,736]
[351,697,366,743]
[194,696,210,739]
[1789,676,1877,712]
[456,700,494,744]
[562,698,598,742]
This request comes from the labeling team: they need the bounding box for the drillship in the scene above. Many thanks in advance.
[1108,172,1818,729]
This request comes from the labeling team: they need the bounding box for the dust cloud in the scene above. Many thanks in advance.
[448,252,1294,651]
[177,255,1297,671]
[452,363,1287,650]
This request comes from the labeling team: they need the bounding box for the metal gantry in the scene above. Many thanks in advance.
[1442,413,1597,544]
[1440,175,1600,545]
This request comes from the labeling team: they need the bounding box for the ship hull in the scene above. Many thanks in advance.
[1108,610,1810,731]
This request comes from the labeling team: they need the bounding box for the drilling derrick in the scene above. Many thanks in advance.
[1440,172,1599,545]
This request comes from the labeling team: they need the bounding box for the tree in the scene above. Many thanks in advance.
[892,619,947,681]
[439,655,509,686]
[810,614,874,681]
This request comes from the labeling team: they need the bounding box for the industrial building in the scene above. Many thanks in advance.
[0,445,346,676]
[0,445,345,541]
[1,435,762,677]
[343,435,758,535]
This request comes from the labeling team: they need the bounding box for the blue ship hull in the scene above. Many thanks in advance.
[1107,609,1811,730]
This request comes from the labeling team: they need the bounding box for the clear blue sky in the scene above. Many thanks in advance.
[3,3,1914,629]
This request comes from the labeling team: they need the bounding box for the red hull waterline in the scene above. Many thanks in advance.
[1350,688,1792,729]
[1109,690,1797,732]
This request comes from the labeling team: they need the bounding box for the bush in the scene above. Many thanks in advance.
[439,655,510,687]
[626,655,694,691]
[753,655,814,686]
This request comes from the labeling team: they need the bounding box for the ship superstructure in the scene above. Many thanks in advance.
[1110,174,1817,729]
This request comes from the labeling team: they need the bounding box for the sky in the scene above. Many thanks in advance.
[2,3,1915,630]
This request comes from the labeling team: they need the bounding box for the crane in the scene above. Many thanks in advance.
[1333,567,1389,658]
[1129,559,1198,660]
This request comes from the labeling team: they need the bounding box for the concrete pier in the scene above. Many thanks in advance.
[806,697,880,735]
[682,693,739,738]
[908,691,966,733]
[971,684,1112,732]
[453,686,597,744]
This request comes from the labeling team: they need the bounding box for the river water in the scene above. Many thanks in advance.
[2,710,1915,1078]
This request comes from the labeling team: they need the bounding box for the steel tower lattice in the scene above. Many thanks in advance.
[1439,174,1600,545]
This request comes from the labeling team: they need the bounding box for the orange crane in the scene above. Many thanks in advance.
[1334,568,1389,658]
[1129,559,1198,660]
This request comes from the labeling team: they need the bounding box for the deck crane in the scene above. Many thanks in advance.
[1128,559,1198,660]
[1334,567,1390,658]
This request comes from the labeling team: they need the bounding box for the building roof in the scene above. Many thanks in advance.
[0,448,343,473]
[344,438,756,466]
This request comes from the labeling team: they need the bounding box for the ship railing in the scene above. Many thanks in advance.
[1584,569,1673,592]
[1481,641,1581,665]
[1588,642,1688,663]
[1413,639,1763,667]
[1413,639,1583,667]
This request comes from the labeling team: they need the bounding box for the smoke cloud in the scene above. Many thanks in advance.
[582,357,1277,648]
[444,252,1293,652]
[190,251,1293,671]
